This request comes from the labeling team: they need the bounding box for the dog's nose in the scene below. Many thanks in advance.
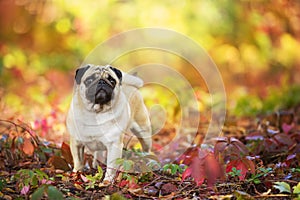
[98,79,106,85]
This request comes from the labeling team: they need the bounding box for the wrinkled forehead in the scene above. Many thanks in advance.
[83,65,118,80]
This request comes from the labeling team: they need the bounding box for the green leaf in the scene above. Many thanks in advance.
[96,166,103,179]
[234,190,254,200]
[170,164,178,175]
[47,186,64,200]
[32,176,39,187]
[85,174,95,181]
[115,158,124,165]
[273,182,291,194]
[253,179,261,184]
[123,160,134,171]
[31,186,46,200]
[0,178,7,191]
[35,169,48,180]
[293,182,300,194]
[111,192,128,200]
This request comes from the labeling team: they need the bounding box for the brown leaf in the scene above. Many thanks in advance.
[61,142,73,165]
[48,155,71,171]
[160,183,177,196]
[22,138,35,156]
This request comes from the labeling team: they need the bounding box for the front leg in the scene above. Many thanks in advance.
[103,142,123,182]
[70,137,85,172]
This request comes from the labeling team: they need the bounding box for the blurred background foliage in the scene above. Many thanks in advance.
[1,0,300,129]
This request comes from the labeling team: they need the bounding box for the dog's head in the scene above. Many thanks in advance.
[74,64,122,112]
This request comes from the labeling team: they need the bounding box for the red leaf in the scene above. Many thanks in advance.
[184,150,223,186]
[282,123,294,134]
[119,180,129,187]
[204,153,223,186]
[191,157,206,186]
[153,143,163,151]
[182,167,192,182]
[180,146,199,165]
[22,138,35,156]
[226,158,255,181]
[183,154,205,186]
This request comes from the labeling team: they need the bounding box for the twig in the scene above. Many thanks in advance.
[0,119,43,148]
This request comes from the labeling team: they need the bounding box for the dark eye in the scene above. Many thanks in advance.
[110,79,116,84]
[108,77,116,85]
[85,78,94,85]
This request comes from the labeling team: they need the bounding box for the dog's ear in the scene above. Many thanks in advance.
[75,65,90,84]
[109,66,122,82]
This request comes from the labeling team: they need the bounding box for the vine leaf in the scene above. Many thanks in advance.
[226,158,255,180]
[181,148,223,186]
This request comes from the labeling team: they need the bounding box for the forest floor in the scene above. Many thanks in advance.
[0,105,300,200]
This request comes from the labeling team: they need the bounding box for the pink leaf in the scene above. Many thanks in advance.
[282,123,294,134]
[21,185,30,195]
[40,179,53,185]
[80,174,89,183]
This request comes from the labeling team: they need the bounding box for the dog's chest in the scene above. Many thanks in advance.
[69,104,131,142]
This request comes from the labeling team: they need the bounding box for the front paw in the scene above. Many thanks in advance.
[98,179,111,187]
[73,165,84,172]
[103,174,114,183]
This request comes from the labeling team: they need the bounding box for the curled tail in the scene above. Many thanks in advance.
[122,73,144,88]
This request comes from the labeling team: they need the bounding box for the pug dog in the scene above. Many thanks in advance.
[66,64,152,182]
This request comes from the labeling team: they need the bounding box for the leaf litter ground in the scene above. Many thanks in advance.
[0,106,300,199]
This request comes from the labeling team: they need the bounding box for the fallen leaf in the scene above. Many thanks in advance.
[61,142,73,165]
[80,174,89,183]
[293,182,300,194]
[40,179,53,185]
[160,183,177,196]
[233,190,254,200]
[282,123,294,134]
[273,181,291,193]
[144,186,158,196]
[20,185,30,195]
[47,155,71,171]
[22,138,35,156]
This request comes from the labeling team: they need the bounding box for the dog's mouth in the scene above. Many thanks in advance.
[94,87,112,105]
